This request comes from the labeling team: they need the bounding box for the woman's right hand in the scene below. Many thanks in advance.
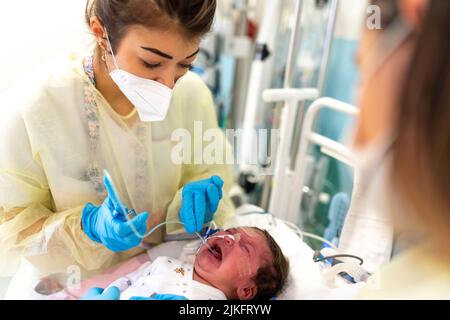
[82,195,149,252]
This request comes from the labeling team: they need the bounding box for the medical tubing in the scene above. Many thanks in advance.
[124,215,210,253]
[301,231,338,250]
[146,220,185,239]
[194,234,238,257]
[314,254,364,265]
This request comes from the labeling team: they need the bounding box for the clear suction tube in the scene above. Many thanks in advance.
[103,169,224,254]
[195,233,241,257]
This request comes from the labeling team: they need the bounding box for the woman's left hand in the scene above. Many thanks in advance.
[179,176,224,233]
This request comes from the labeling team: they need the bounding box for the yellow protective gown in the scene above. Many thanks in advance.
[0,52,235,288]
[358,242,450,299]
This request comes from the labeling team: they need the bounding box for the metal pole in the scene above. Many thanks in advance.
[230,0,251,129]
[263,0,341,212]
[317,0,340,93]
[283,0,304,88]
[259,0,304,209]
[289,0,340,170]
[240,0,282,170]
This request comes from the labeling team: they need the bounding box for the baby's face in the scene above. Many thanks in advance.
[193,227,272,299]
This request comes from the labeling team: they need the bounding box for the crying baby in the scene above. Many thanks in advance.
[105,227,289,300]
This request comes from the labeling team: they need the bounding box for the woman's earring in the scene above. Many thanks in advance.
[97,39,106,61]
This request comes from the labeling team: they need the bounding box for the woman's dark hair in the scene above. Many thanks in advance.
[85,0,217,51]
[251,228,289,300]
[391,0,450,243]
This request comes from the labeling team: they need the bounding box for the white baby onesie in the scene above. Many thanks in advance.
[106,257,227,300]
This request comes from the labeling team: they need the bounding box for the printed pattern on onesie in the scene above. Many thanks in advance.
[106,257,227,300]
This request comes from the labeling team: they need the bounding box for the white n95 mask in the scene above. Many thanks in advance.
[105,30,173,122]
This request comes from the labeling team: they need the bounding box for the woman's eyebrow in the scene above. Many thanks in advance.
[185,49,200,59]
[140,47,200,60]
[141,47,173,59]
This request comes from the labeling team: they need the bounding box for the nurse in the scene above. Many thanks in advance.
[0,0,234,293]
[352,0,450,298]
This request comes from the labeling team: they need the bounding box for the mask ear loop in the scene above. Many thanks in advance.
[103,28,120,72]
[363,17,413,81]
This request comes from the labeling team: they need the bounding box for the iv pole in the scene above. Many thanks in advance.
[263,0,340,220]
[260,0,305,210]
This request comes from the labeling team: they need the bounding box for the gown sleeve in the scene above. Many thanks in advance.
[0,88,137,277]
[165,73,235,235]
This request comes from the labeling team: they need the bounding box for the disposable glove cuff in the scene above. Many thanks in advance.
[82,204,102,244]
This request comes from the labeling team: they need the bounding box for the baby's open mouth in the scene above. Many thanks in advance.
[211,244,223,261]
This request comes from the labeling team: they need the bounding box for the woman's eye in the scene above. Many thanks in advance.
[179,64,193,69]
[142,61,161,69]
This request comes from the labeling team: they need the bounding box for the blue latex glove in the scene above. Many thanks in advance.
[81,287,120,300]
[82,181,149,252]
[130,294,188,300]
[180,176,224,233]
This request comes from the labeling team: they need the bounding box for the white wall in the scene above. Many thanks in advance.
[0,0,90,94]
[0,0,89,298]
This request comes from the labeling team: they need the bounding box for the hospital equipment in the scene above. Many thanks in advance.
[266,95,358,224]
[221,0,365,242]
[238,0,340,180]
[314,247,370,287]
[324,193,350,246]
[260,93,395,272]
[313,251,363,266]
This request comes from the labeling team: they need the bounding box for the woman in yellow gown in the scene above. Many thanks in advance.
[0,0,234,296]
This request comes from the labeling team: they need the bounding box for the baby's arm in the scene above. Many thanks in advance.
[65,253,151,299]
[105,260,154,293]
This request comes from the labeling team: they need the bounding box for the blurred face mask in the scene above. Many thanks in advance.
[341,18,416,268]
[104,30,173,122]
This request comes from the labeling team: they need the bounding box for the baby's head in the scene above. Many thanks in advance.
[194,227,289,300]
